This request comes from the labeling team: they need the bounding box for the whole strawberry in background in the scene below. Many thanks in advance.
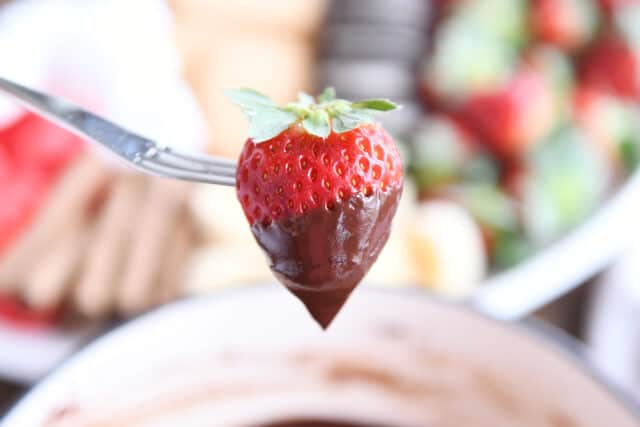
[598,0,640,15]
[531,0,599,51]
[574,84,640,173]
[0,113,84,254]
[402,0,640,278]
[525,46,576,123]
[457,68,556,160]
[580,36,640,101]
[228,88,403,328]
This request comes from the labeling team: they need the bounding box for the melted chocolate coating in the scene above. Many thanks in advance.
[251,186,402,328]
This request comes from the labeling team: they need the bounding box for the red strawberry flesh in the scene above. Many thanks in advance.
[531,0,596,50]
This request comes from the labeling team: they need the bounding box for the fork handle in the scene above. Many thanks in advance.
[0,76,155,163]
[0,76,237,186]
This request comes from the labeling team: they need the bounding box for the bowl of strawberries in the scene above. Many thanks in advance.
[375,0,640,317]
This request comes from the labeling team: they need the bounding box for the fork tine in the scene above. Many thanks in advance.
[138,160,236,186]
[149,150,237,178]
[162,147,237,169]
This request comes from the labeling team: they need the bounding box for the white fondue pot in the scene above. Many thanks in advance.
[2,285,638,427]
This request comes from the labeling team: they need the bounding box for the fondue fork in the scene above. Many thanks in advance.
[0,76,236,186]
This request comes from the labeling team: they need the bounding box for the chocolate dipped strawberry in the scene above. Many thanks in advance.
[227,88,403,328]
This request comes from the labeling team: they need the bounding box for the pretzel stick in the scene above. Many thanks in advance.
[154,216,194,305]
[117,180,190,315]
[73,175,143,318]
[22,222,89,310]
[0,155,110,291]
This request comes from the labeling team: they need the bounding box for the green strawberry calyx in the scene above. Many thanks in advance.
[225,87,400,143]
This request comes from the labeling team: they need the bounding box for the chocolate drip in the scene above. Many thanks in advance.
[251,186,402,328]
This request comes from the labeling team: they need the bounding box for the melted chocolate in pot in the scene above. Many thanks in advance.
[251,186,402,328]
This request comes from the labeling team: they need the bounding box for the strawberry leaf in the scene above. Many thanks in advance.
[224,88,276,117]
[332,110,374,133]
[227,87,399,142]
[247,107,298,143]
[318,87,336,103]
[620,137,640,174]
[351,99,400,112]
[302,109,331,138]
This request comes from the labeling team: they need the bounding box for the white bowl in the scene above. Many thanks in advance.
[471,170,640,320]
[2,285,638,427]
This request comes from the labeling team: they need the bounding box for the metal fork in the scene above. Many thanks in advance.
[0,76,236,186]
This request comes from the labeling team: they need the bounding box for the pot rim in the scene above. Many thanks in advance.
[3,283,639,425]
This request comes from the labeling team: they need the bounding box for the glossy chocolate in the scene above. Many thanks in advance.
[251,185,402,328]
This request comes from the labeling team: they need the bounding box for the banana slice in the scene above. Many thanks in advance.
[408,200,487,298]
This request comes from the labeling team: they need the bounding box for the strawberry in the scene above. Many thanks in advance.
[573,84,640,172]
[0,113,83,254]
[522,126,611,245]
[531,0,599,50]
[580,37,640,100]
[228,88,403,328]
[0,294,61,329]
[456,0,529,46]
[0,144,12,189]
[524,46,575,123]
[409,115,476,194]
[501,160,529,199]
[421,16,518,105]
[6,113,84,175]
[457,68,556,159]
[598,0,640,15]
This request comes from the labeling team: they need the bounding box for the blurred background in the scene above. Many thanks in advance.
[1,0,640,413]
